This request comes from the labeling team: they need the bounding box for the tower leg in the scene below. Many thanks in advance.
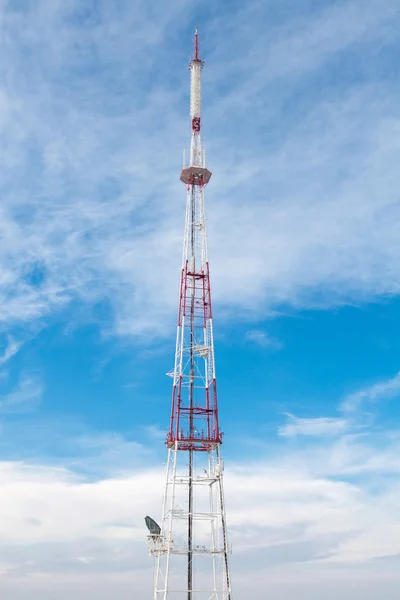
[188,447,193,599]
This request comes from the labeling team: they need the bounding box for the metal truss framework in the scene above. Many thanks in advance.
[148,29,232,600]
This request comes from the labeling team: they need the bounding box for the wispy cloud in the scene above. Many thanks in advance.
[0,337,21,367]
[245,329,282,349]
[278,368,400,439]
[279,414,349,438]
[0,0,399,339]
[0,374,43,414]
[341,371,400,413]
[0,415,159,475]
[142,424,167,442]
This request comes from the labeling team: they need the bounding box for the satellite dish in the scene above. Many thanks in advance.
[145,516,161,536]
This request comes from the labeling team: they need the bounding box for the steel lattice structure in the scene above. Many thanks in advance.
[146,29,232,600]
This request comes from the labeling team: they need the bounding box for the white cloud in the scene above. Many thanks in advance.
[0,337,21,367]
[0,417,159,477]
[142,425,167,442]
[245,329,282,349]
[341,371,400,413]
[0,462,161,545]
[279,415,348,438]
[0,424,400,597]
[0,374,43,414]
[277,370,400,446]
[0,2,398,598]
[0,0,399,338]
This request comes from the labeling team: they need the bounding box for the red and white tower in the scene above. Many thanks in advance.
[146,29,232,600]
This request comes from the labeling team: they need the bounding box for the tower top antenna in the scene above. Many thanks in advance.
[194,26,200,61]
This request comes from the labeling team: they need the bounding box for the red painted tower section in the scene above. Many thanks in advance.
[167,257,222,451]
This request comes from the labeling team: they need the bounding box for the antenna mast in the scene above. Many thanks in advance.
[148,29,232,600]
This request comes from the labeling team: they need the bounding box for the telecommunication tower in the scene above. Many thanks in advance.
[145,29,232,600]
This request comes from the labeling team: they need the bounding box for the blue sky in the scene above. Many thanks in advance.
[1,0,400,598]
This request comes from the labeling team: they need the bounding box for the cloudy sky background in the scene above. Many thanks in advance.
[1,0,400,597]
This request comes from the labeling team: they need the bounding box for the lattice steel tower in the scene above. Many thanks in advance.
[146,29,232,600]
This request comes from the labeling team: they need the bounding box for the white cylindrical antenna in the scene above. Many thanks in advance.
[190,61,202,122]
